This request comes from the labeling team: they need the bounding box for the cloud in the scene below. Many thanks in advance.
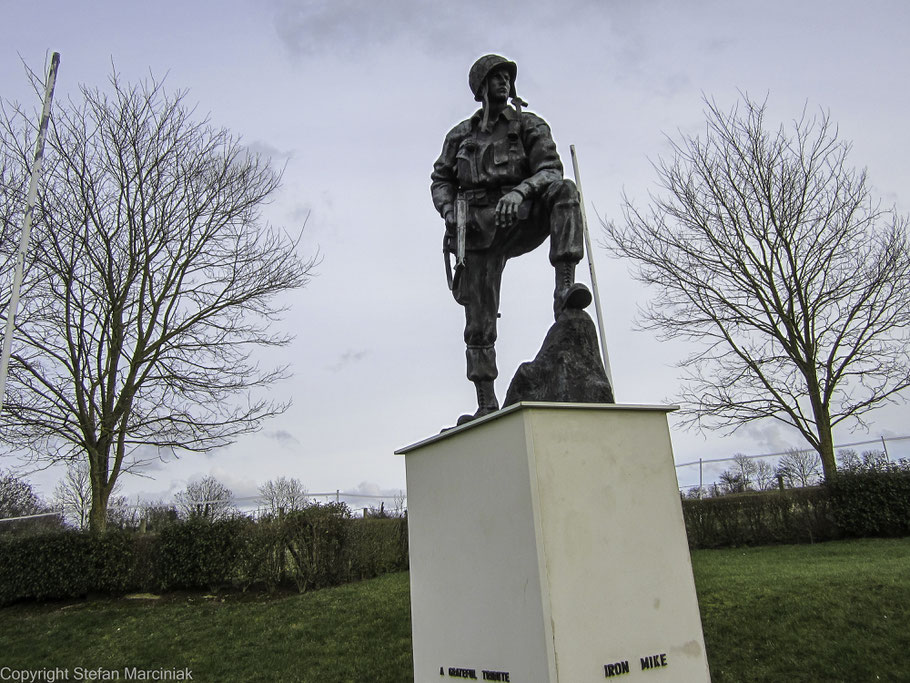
[244,140,294,162]
[742,423,798,454]
[340,481,408,513]
[285,193,334,236]
[270,0,605,59]
[329,348,369,372]
[265,429,301,446]
[180,468,261,501]
[122,445,176,475]
[351,481,406,498]
[272,0,478,57]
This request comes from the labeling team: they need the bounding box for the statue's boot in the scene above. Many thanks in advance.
[456,380,500,426]
[554,262,592,319]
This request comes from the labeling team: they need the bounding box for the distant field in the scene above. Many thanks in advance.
[1,537,908,682]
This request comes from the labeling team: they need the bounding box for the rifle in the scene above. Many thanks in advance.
[444,195,467,291]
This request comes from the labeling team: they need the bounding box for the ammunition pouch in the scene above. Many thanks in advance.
[458,186,517,207]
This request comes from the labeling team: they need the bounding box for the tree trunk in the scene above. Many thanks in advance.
[808,389,838,481]
[88,451,113,533]
[800,353,838,482]
[89,490,109,533]
[816,416,837,482]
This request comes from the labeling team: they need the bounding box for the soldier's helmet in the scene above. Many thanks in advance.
[469,54,517,102]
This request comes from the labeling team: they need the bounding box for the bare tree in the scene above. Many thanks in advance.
[0,151,20,300]
[859,449,889,471]
[175,475,236,521]
[391,490,407,517]
[0,469,60,534]
[716,454,757,496]
[718,469,749,495]
[776,449,822,488]
[836,448,862,471]
[258,475,308,517]
[604,95,910,481]
[754,460,778,491]
[0,469,44,518]
[684,485,706,499]
[836,447,888,473]
[105,495,137,530]
[53,460,128,530]
[137,499,178,531]
[731,453,757,490]
[0,67,316,531]
[53,461,92,530]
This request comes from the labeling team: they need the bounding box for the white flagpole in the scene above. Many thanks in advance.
[570,144,615,396]
[0,52,61,413]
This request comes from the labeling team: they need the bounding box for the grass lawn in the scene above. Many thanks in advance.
[1,537,908,682]
[0,572,413,683]
[693,537,910,682]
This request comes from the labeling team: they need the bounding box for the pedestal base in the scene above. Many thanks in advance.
[397,402,710,682]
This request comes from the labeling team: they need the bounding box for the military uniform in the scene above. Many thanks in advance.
[431,105,585,384]
[431,54,589,422]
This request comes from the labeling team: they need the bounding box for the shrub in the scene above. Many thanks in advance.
[827,461,910,537]
[235,506,409,593]
[683,462,910,548]
[347,518,409,580]
[155,517,248,591]
[682,488,837,548]
[0,531,138,604]
[234,515,287,591]
[0,503,410,604]
[283,502,351,592]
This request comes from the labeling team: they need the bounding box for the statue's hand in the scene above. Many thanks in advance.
[495,191,524,228]
[444,210,458,235]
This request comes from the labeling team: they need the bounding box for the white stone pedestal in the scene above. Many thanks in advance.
[397,402,710,682]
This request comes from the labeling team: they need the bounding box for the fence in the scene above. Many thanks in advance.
[675,434,910,494]
[0,511,62,524]
[10,435,908,526]
[218,490,407,519]
[0,489,408,528]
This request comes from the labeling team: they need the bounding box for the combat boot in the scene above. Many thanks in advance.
[554,262,592,319]
[456,380,500,426]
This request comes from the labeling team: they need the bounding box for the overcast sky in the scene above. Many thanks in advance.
[2,0,909,506]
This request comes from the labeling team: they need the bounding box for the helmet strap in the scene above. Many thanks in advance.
[511,94,528,116]
[480,82,491,133]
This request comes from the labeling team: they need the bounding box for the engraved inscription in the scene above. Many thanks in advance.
[604,660,631,677]
[640,653,668,671]
[439,666,510,680]
[448,667,478,679]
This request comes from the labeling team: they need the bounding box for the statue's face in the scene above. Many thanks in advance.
[485,67,511,103]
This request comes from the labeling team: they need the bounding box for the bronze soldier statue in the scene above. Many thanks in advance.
[431,54,592,425]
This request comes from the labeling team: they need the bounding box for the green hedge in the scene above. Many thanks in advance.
[0,531,137,603]
[156,517,248,591]
[682,487,838,548]
[827,466,910,537]
[7,466,903,603]
[0,507,409,605]
[347,516,410,580]
[235,503,357,593]
[682,464,910,549]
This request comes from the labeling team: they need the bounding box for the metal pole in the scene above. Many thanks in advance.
[881,436,890,462]
[570,145,614,395]
[0,52,61,413]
